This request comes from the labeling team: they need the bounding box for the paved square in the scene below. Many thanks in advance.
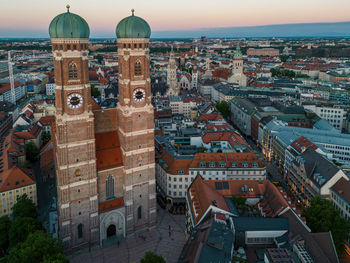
[70,207,186,263]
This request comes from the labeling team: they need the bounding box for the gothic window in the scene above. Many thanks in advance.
[68,62,78,80]
[135,60,142,76]
[106,175,114,199]
[78,224,83,239]
[137,206,142,219]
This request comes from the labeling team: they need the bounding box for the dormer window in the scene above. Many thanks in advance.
[219,162,226,168]
[200,161,206,168]
[209,162,215,168]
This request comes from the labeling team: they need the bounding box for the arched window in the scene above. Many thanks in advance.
[135,60,142,76]
[106,175,114,199]
[78,224,83,239]
[68,62,78,80]
[137,206,142,219]
[75,169,81,177]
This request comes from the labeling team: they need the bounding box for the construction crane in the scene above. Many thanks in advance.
[7,51,16,105]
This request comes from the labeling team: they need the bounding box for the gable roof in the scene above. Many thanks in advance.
[330,177,350,204]
[0,166,35,192]
[295,147,340,187]
[187,175,230,225]
[95,131,123,171]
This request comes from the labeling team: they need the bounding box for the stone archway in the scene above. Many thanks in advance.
[100,210,126,246]
[107,224,116,238]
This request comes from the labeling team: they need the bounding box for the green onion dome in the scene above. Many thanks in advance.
[49,5,90,39]
[116,9,151,39]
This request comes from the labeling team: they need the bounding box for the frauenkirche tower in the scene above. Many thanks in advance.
[49,7,156,253]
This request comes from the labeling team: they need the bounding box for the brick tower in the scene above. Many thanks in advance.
[49,5,99,251]
[116,9,157,234]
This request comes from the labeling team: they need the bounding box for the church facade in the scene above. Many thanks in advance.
[49,7,156,253]
[228,45,247,87]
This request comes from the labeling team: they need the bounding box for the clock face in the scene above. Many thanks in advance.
[133,88,145,102]
[67,93,83,109]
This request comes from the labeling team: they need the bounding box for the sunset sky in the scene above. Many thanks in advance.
[0,0,350,37]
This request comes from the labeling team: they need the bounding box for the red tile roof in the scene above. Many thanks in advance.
[187,177,290,225]
[190,152,264,168]
[197,114,224,122]
[0,166,35,192]
[188,175,230,224]
[202,131,248,148]
[212,68,231,80]
[99,197,124,213]
[95,131,123,171]
[38,116,55,126]
[157,146,193,175]
[290,136,318,154]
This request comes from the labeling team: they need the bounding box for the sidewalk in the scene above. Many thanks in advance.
[70,207,186,263]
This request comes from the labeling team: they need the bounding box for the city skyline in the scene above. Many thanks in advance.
[0,0,350,37]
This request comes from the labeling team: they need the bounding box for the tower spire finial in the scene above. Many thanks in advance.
[131,8,135,16]
[66,4,70,12]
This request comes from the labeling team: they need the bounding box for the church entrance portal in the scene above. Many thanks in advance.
[107,224,116,238]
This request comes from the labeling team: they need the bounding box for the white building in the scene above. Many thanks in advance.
[46,83,55,96]
[303,105,344,131]
[227,45,247,87]
[166,47,178,96]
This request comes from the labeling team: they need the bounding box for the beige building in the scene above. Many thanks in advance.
[247,48,280,57]
[0,167,37,216]
[288,147,348,208]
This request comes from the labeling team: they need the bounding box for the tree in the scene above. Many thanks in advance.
[12,194,38,220]
[0,216,10,256]
[7,231,66,263]
[90,84,100,98]
[197,147,207,153]
[216,101,230,119]
[94,54,104,64]
[280,55,289,63]
[140,251,166,263]
[41,131,51,146]
[25,141,38,162]
[305,196,350,253]
[9,217,42,247]
[231,196,247,208]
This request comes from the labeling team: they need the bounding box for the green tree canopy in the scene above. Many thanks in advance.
[7,231,66,263]
[140,251,166,263]
[94,54,104,64]
[0,216,11,256]
[25,141,38,162]
[9,217,42,247]
[306,196,350,253]
[216,101,230,119]
[231,196,247,208]
[91,84,101,98]
[41,131,51,146]
[270,68,296,78]
[12,194,38,220]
